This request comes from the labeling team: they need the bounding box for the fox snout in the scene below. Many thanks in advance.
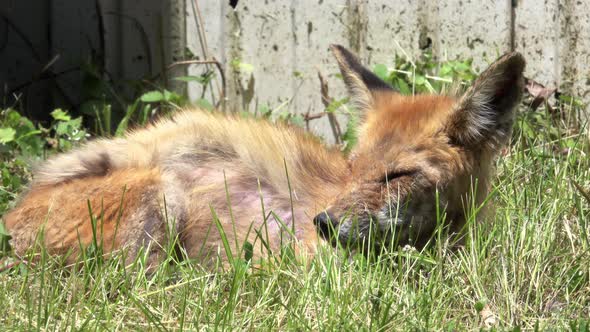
[313,208,378,248]
[313,211,338,240]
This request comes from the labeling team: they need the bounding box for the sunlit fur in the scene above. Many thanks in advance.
[319,45,524,250]
[3,46,524,265]
[323,93,488,248]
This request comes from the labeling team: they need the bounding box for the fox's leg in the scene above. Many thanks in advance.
[4,168,170,264]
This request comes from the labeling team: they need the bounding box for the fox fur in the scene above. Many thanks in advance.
[3,45,525,265]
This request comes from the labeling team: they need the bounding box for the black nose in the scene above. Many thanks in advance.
[313,212,337,238]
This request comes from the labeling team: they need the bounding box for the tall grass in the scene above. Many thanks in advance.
[0,101,589,331]
[1,48,589,329]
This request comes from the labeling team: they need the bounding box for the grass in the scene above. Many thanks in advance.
[0,106,589,331]
[1,52,589,330]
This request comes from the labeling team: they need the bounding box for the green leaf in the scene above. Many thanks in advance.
[373,64,389,82]
[395,78,411,95]
[341,111,359,154]
[0,220,9,236]
[439,64,453,76]
[16,130,42,141]
[257,104,272,117]
[474,300,486,312]
[0,221,11,253]
[139,104,152,125]
[54,117,82,137]
[453,61,471,72]
[289,114,305,127]
[243,242,253,262]
[59,138,72,151]
[162,90,174,102]
[140,91,165,103]
[414,74,426,86]
[326,98,348,113]
[141,89,179,105]
[55,122,70,136]
[195,98,214,111]
[116,100,140,137]
[0,128,16,144]
[51,109,71,121]
[69,117,83,130]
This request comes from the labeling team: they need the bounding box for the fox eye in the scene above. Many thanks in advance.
[380,170,416,184]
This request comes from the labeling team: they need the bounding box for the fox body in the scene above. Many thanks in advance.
[3,46,524,265]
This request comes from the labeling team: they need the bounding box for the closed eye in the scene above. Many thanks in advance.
[380,170,417,184]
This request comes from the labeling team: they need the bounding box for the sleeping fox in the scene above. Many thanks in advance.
[3,45,524,265]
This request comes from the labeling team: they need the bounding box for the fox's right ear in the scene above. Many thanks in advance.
[330,44,395,112]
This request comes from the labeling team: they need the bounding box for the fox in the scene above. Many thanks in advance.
[2,45,524,266]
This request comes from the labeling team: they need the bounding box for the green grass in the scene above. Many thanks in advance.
[0,106,589,331]
[1,51,589,330]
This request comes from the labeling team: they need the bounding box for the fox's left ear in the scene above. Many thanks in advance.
[330,44,395,112]
[447,52,525,149]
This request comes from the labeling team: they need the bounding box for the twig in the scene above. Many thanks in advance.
[167,59,226,109]
[304,112,329,121]
[40,54,60,74]
[304,106,312,131]
[190,0,222,106]
[317,70,343,144]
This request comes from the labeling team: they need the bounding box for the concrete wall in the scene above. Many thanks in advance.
[190,0,590,138]
[1,0,589,136]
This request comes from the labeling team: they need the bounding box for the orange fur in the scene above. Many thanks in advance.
[5,169,164,262]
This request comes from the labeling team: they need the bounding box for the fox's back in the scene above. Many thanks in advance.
[4,109,350,263]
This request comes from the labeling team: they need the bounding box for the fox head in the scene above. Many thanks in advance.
[313,45,525,250]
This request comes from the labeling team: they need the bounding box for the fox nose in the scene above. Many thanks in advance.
[313,212,337,238]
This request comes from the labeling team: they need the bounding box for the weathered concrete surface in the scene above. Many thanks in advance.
[188,0,520,140]
[365,0,423,65]
[556,0,590,103]
[433,0,512,71]
[190,0,590,118]
[289,0,353,139]
[514,0,560,88]
[365,0,512,70]
[515,0,590,105]
[194,0,354,140]
[1,0,590,126]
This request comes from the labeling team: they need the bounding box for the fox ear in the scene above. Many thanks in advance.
[447,52,525,149]
[330,44,394,112]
